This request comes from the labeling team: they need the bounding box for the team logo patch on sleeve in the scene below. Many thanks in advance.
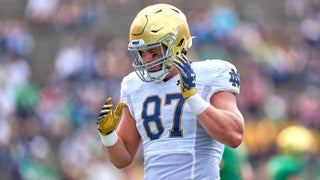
[229,68,240,88]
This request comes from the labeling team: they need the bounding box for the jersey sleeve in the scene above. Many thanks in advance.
[120,78,128,103]
[195,60,241,96]
[212,61,240,94]
[120,72,141,117]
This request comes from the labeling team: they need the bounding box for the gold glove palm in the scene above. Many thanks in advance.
[97,98,124,136]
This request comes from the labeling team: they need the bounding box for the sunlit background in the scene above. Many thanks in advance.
[0,0,319,179]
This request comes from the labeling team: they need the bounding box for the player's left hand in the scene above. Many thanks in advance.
[173,54,197,99]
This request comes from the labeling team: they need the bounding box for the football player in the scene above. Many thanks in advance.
[97,3,245,179]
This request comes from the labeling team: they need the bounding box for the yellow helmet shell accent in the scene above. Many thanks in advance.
[276,125,317,155]
[129,3,192,58]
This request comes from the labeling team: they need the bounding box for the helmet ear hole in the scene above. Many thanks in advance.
[176,38,185,56]
[177,38,184,47]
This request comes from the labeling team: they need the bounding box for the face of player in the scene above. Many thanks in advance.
[139,45,167,72]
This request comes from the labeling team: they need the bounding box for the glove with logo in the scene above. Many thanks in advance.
[97,97,124,146]
[173,54,197,99]
[173,55,210,115]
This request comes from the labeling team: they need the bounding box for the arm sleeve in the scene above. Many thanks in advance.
[210,61,241,95]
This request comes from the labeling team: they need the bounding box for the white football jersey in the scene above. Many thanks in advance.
[120,59,240,180]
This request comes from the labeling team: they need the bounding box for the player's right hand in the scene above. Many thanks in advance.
[97,98,124,136]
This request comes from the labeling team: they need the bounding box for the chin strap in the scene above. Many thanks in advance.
[149,71,167,82]
[146,65,172,82]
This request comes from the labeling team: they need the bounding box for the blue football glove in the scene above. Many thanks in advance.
[173,55,197,99]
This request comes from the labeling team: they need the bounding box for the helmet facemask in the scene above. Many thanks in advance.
[128,33,177,82]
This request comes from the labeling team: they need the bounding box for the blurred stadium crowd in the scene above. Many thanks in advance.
[0,0,319,179]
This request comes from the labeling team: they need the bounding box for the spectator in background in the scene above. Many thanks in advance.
[25,0,59,28]
[3,19,34,58]
[266,125,319,180]
[220,145,254,180]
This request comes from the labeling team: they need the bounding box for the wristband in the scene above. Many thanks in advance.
[99,131,118,146]
[186,93,210,115]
